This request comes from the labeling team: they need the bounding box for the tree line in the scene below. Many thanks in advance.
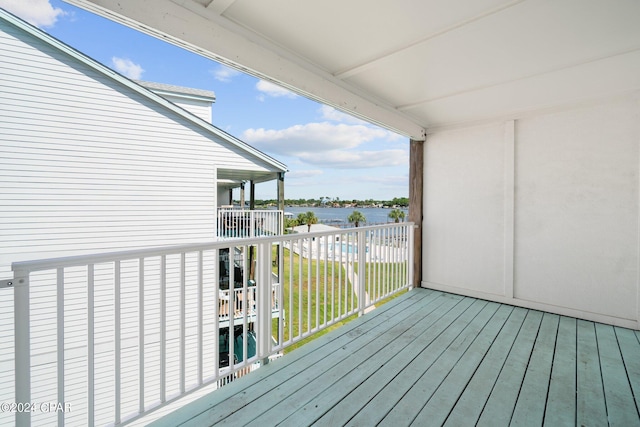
[286,208,406,231]
[252,197,409,208]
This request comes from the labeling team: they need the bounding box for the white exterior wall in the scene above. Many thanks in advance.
[0,22,272,278]
[423,93,640,329]
[160,94,212,123]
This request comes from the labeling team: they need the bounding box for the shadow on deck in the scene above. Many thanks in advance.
[151,288,640,426]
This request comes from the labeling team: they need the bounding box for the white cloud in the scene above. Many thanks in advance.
[243,122,389,155]
[256,80,298,99]
[0,0,66,27]
[111,57,144,79]
[287,169,324,179]
[211,65,240,83]
[242,121,408,169]
[298,149,408,169]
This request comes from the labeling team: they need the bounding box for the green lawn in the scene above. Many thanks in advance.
[271,245,409,353]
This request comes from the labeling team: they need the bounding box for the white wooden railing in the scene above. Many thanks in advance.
[217,208,283,238]
[0,223,413,426]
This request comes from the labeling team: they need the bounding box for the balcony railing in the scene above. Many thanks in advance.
[217,208,283,238]
[0,223,413,426]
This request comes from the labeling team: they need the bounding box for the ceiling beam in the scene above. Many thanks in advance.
[65,0,426,140]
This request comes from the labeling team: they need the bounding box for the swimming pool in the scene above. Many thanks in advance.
[328,243,368,254]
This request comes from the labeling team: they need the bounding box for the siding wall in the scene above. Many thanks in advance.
[0,20,282,425]
[423,92,640,329]
[159,94,212,124]
[0,22,272,277]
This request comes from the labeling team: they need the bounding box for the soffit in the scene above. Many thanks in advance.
[66,0,640,135]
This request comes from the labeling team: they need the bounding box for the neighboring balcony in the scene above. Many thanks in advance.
[1,222,413,426]
[217,208,283,239]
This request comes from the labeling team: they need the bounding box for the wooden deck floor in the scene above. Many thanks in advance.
[151,288,640,427]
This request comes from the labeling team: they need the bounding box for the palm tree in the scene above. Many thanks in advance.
[347,210,366,227]
[388,208,406,223]
[298,211,318,232]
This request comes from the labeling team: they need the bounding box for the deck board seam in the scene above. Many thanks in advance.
[235,294,466,425]
[310,296,482,426]
[205,292,461,425]
[472,308,530,426]
[508,310,544,425]
[439,305,516,426]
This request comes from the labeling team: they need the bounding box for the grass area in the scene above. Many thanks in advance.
[272,246,355,352]
[270,245,410,353]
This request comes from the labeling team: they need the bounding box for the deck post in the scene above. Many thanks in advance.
[276,172,285,281]
[13,269,31,427]
[277,173,285,233]
[249,180,255,210]
[240,182,245,209]
[409,138,424,288]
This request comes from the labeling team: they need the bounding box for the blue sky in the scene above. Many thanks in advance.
[1,0,409,201]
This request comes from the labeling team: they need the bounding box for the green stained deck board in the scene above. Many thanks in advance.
[476,309,544,427]
[411,304,515,426]
[152,288,438,427]
[301,296,480,426]
[342,298,490,427]
[510,313,559,426]
[442,307,528,426]
[616,326,640,414]
[237,293,470,426]
[151,289,640,427]
[212,297,459,425]
[596,323,640,426]
[211,290,447,426]
[576,319,608,426]
[544,316,577,427]
[282,296,479,426]
[378,301,502,425]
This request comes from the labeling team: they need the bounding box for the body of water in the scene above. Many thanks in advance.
[283,206,408,225]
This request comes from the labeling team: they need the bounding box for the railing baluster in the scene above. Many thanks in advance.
[88,264,95,426]
[197,250,203,386]
[228,247,235,372]
[213,249,220,378]
[160,255,166,403]
[57,267,65,427]
[298,237,303,337]
[114,261,121,425]
[358,230,366,315]
[180,253,185,394]
[323,236,328,326]
[315,236,320,330]
[288,242,294,344]
[138,258,145,415]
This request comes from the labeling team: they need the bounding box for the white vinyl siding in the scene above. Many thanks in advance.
[0,23,272,276]
[166,97,212,123]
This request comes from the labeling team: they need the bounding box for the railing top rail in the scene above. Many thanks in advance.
[11,222,414,274]
[218,208,283,212]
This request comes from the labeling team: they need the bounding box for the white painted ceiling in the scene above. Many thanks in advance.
[67,0,640,139]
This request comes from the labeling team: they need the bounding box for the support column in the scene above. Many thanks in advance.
[409,138,424,288]
[277,173,285,233]
[240,182,245,209]
[249,180,256,279]
[249,180,255,211]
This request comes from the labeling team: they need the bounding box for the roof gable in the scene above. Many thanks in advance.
[0,7,287,176]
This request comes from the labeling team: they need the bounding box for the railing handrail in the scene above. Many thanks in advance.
[9,222,414,275]
[3,222,414,426]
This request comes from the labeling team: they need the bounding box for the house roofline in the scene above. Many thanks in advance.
[0,7,288,174]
